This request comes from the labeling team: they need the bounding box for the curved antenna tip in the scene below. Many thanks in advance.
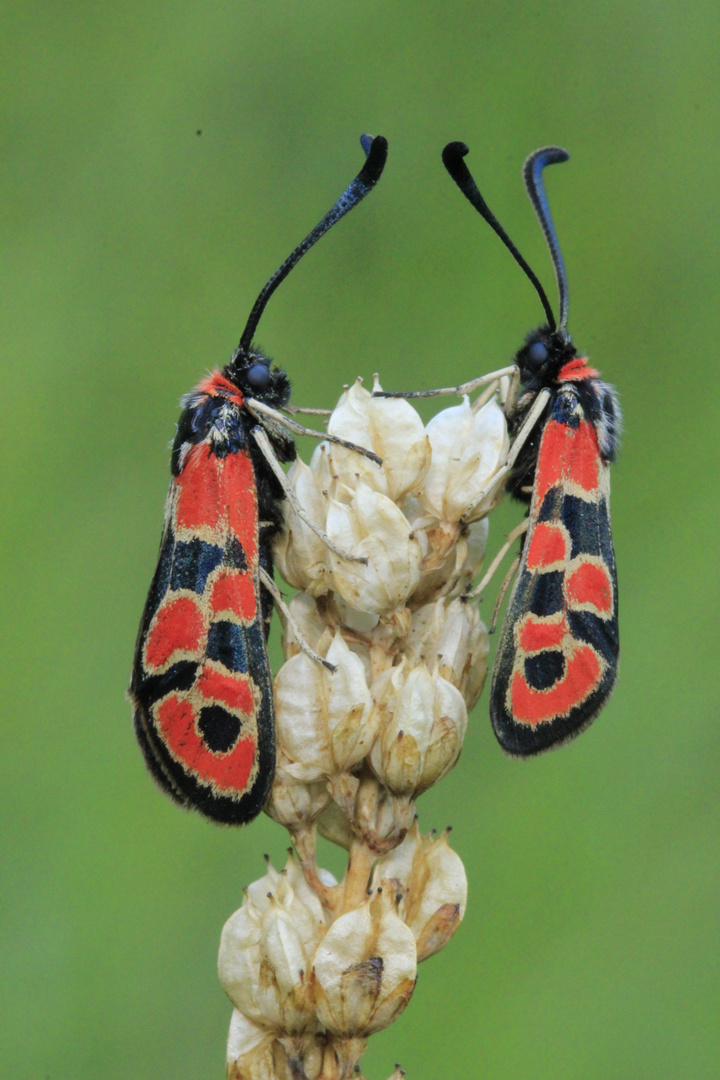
[359,134,388,184]
[442,140,470,161]
[523,146,572,331]
[524,145,570,173]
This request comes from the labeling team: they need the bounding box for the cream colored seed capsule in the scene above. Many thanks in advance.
[369,663,468,797]
[372,822,468,962]
[420,396,509,523]
[218,857,329,1033]
[274,631,375,780]
[326,483,422,615]
[312,889,417,1037]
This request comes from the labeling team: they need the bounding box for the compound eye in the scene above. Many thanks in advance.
[528,341,548,366]
[247,362,271,392]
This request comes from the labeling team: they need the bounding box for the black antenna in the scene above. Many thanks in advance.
[238,134,388,354]
[523,146,570,332]
[442,141,557,331]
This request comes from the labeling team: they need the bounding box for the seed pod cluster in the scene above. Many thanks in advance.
[222,376,509,1080]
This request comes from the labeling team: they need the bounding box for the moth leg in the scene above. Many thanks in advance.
[251,427,368,565]
[465,518,528,600]
[489,554,521,634]
[371,365,519,401]
[460,387,552,523]
[247,398,382,465]
[283,404,333,417]
[258,567,336,673]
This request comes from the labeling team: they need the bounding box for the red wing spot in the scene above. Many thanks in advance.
[526,522,568,570]
[511,643,602,724]
[197,666,255,714]
[571,422,601,492]
[533,419,601,509]
[175,449,258,566]
[518,614,568,653]
[156,694,256,794]
[566,561,613,615]
[211,570,257,622]
[144,596,205,670]
[225,454,259,566]
[533,421,567,506]
[175,446,222,532]
[557,357,600,381]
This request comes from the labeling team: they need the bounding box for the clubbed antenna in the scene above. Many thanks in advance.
[442,141,557,331]
[523,146,571,331]
[238,134,388,353]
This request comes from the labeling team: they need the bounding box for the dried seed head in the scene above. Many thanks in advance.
[225,370,511,1075]
[369,664,468,797]
[225,1010,277,1080]
[402,597,490,710]
[274,632,376,778]
[326,484,423,615]
[326,379,431,502]
[219,855,329,1032]
[273,458,333,597]
[312,890,417,1037]
[420,397,509,523]
[264,754,332,830]
[372,822,467,961]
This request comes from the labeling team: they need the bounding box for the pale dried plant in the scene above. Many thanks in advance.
[219,373,512,1080]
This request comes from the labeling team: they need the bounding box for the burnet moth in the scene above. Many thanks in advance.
[130,135,388,825]
[441,142,620,756]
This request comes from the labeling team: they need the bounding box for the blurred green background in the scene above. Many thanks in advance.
[2,2,718,1077]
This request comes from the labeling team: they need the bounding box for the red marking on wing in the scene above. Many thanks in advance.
[557,357,599,381]
[156,695,256,793]
[226,454,259,566]
[566,561,613,615]
[175,446,223,532]
[511,643,602,724]
[211,571,257,621]
[175,448,258,565]
[196,371,244,405]
[197,666,255,714]
[144,596,204,670]
[534,419,600,508]
[526,521,568,570]
[517,613,568,653]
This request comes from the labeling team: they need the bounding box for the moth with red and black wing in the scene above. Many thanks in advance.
[130,135,388,824]
[443,143,620,755]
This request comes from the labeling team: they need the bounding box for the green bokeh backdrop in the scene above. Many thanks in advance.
[2,3,718,1078]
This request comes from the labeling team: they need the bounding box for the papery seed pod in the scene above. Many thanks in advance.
[277,1034,325,1080]
[409,515,489,605]
[226,1010,278,1080]
[278,593,328,661]
[265,754,332,829]
[325,380,431,503]
[274,632,375,779]
[219,857,328,1032]
[316,798,356,850]
[325,380,385,493]
[370,664,468,796]
[312,889,417,1037]
[329,770,416,854]
[372,822,467,962]
[273,459,333,596]
[420,397,509,523]
[325,484,422,615]
[402,597,489,710]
